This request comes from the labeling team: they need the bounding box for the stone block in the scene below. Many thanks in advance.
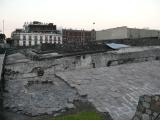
[135,111,142,117]
[146,109,151,115]
[66,103,74,109]
[153,112,158,117]
[151,101,160,112]
[142,102,150,109]
[139,96,144,102]
[142,114,149,120]
[152,112,159,120]
[144,96,151,103]
[133,116,140,120]
[137,104,145,112]
[153,96,160,101]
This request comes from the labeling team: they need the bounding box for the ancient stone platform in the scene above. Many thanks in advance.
[57,61,160,120]
[3,53,80,116]
[3,74,78,116]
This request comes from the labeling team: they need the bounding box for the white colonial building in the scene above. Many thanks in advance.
[11,21,62,47]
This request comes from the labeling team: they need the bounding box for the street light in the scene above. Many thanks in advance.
[93,22,95,30]
[92,22,96,41]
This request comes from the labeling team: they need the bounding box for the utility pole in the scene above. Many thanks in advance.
[2,20,4,34]
[92,22,96,41]
[93,22,95,30]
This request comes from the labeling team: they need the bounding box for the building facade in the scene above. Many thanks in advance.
[12,21,62,47]
[0,33,5,43]
[62,29,93,47]
[96,26,160,41]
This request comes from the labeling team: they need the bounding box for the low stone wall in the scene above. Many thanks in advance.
[132,95,160,120]
[5,46,160,77]
[0,53,6,120]
[0,54,6,85]
[4,49,160,119]
[106,48,160,67]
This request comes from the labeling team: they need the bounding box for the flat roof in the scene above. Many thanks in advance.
[106,43,130,49]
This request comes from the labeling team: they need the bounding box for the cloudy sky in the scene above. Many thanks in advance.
[0,0,160,37]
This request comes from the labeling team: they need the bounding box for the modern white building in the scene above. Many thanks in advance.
[11,21,62,47]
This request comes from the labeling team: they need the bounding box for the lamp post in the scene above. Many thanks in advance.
[92,22,96,41]
[3,20,4,34]
[93,22,95,30]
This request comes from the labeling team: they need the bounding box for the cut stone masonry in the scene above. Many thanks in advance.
[3,46,160,119]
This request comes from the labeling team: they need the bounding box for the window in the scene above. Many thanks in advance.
[29,40,31,46]
[23,40,26,46]
[40,36,43,44]
[54,37,56,43]
[29,36,32,46]
[58,37,61,41]
[29,36,32,40]
[35,39,37,45]
[34,36,37,40]
[54,37,56,41]
[92,63,95,68]
[49,35,52,43]
[34,36,38,45]
[40,36,43,40]
[49,39,52,43]
[45,35,48,43]
[23,35,26,40]
[58,37,61,44]
[17,40,19,46]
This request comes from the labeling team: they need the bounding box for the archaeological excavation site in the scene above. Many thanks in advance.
[0,45,160,120]
[1,21,160,120]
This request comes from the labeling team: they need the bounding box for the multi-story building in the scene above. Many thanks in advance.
[96,26,160,41]
[12,21,62,47]
[62,29,94,47]
[0,33,5,43]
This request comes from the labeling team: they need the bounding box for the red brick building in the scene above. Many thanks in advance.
[62,29,93,46]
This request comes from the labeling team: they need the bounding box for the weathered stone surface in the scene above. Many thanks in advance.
[3,74,78,116]
[57,61,160,120]
[4,50,160,119]
[142,102,150,109]
[0,54,5,80]
[151,101,160,112]
[4,52,84,116]
[153,112,158,119]
[133,116,140,120]
[153,96,160,101]
[146,109,152,115]
[142,114,150,120]
[144,96,151,103]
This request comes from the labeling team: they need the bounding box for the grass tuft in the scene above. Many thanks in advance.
[45,111,104,120]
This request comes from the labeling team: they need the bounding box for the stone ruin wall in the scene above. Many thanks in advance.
[3,47,160,118]
[5,47,160,75]
[106,48,160,67]
[132,95,160,120]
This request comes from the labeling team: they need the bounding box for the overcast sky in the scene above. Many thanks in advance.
[0,0,160,37]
